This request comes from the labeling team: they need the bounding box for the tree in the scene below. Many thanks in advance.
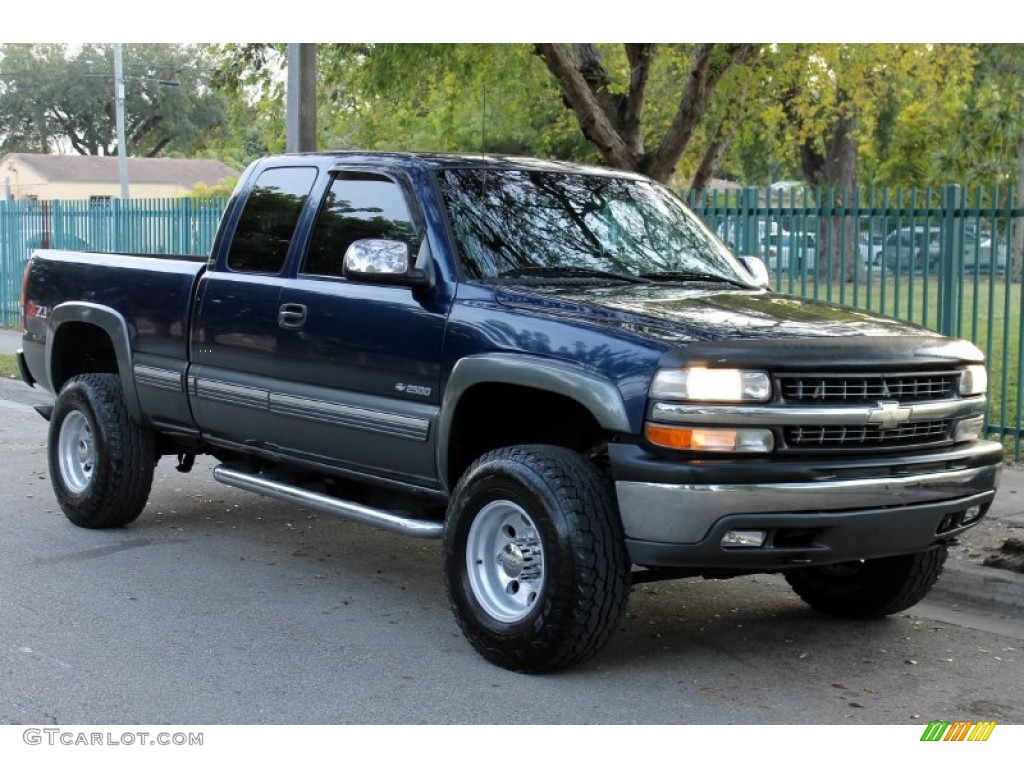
[534,44,757,184]
[0,43,229,157]
[208,43,762,186]
[209,44,590,161]
[947,44,1024,281]
[738,45,977,279]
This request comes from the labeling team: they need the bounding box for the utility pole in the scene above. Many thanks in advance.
[286,44,317,153]
[113,43,130,199]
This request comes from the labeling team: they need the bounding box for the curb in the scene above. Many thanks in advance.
[930,562,1024,613]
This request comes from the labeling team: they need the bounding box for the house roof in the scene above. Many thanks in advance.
[2,153,238,187]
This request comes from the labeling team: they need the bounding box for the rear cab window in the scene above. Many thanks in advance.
[226,166,319,274]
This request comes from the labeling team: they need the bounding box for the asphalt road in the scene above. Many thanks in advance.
[1,377,1023,725]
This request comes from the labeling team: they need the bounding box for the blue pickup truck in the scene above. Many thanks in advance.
[18,152,1003,672]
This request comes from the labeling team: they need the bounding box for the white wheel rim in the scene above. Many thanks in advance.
[58,411,95,494]
[466,500,546,623]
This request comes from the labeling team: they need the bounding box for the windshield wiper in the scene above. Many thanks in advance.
[497,266,651,284]
[638,271,754,289]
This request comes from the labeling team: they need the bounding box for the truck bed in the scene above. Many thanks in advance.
[21,249,206,431]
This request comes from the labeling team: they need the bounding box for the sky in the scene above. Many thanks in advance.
[1,2,1017,44]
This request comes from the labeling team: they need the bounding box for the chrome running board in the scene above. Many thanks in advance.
[212,464,444,539]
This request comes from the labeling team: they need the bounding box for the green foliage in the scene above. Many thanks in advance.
[941,44,1024,188]
[189,177,238,199]
[206,44,592,160]
[202,43,1023,195]
[0,44,230,157]
[708,44,981,188]
[317,44,592,159]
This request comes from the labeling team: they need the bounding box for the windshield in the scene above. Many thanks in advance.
[437,168,752,285]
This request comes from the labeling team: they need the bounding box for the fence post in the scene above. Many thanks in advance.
[179,197,191,255]
[741,187,759,255]
[0,200,9,326]
[939,184,964,337]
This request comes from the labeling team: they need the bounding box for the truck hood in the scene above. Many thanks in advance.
[493,284,940,343]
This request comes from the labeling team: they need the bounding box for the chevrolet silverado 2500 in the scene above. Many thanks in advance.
[18,152,1003,672]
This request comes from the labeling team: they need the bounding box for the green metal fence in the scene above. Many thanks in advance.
[0,197,228,327]
[2,187,1022,459]
[686,184,1024,459]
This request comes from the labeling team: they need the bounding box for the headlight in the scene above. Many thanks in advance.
[651,367,772,402]
[959,365,988,396]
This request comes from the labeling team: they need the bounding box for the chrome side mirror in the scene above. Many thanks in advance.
[343,239,409,276]
[342,239,431,287]
[738,256,771,289]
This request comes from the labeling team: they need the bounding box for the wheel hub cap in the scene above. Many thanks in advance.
[57,410,96,495]
[466,500,546,623]
[497,543,525,578]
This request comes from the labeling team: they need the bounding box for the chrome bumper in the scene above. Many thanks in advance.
[616,461,1002,545]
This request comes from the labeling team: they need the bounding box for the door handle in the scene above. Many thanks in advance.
[278,303,307,329]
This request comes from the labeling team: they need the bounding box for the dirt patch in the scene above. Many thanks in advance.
[982,538,1024,575]
[946,514,1024,569]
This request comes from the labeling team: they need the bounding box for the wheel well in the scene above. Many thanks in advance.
[51,322,119,391]
[446,383,606,488]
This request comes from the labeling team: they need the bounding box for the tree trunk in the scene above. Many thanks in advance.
[828,108,859,283]
[795,90,859,283]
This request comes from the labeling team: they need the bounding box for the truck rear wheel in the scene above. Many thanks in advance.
[48,373,155,528]
[784,546,947,619]
[444,445,630,673]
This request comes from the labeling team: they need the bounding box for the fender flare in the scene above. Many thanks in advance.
[48,302,143,423]
[436,353,632,489]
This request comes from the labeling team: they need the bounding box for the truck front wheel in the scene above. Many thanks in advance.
[48,373,155,528]
[444,445,630,673]
[784,546,947,619]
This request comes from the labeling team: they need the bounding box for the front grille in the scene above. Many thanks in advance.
[785,420,952,450]
[778,372,958,404]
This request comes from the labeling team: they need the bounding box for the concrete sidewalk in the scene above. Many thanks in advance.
[0,328,21,356]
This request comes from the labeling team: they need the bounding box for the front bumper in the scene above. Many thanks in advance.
[610,440,1003,571]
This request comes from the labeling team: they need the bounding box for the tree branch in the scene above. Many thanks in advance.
[691,77,749,193]
[147,137,171,158]
[644,44,755,183]
[621,44,654,154]
[692,120,739,194]
[573,44,620,125]
[535,43,638,170]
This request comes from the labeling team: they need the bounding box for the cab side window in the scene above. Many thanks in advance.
[227,166,318,274]
[302,173,418,278]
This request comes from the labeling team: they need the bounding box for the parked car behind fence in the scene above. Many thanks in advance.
[881,226,942,273]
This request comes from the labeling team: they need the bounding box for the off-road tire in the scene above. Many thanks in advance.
[784,546,947,619]
[48,373,155,528]
[444,445,631,673]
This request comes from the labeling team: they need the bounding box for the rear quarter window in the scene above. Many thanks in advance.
[227,166,318,274]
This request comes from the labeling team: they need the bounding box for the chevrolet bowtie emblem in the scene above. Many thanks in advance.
[867,400,912,430]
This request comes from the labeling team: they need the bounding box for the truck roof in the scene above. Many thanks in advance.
[260,150,650,180]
